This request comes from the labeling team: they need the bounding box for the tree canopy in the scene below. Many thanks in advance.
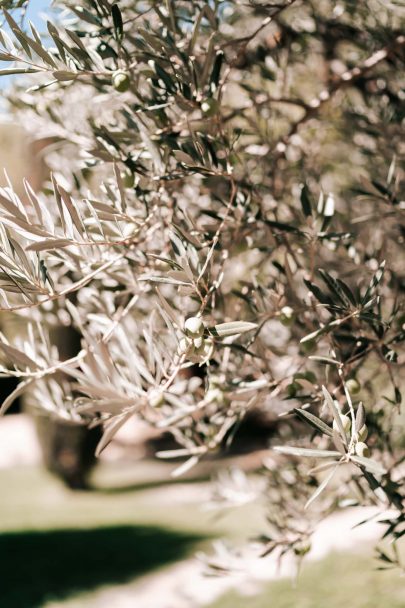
[0,0,404,570]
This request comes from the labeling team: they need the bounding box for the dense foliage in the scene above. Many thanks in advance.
[0,0,404,570]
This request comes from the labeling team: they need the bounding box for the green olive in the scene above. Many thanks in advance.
[177,336,191,355]
[206,388,226,405]
[148,389,165,408]
[279,306,295,326]
[333,413,351,434]
[397,313,405,329]
[287,382,299,398]
[184,316,205,338]
[346,378,361,395]
[121,170,135,188]
[294,371,316,384]
[208,374,222,388]
[304,371,317,384]
[193,336,204,349]
[301,339,316,354]
[355,441,370,458]
[201,98,219,116]
[197,337,214,361]
[293,539,311,556]
[112,70,130,92]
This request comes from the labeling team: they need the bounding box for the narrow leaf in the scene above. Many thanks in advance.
[300,184,312,217]
[0,342,40,369]
[305,465,339,509]
[111,3,124,43]
[273,446,341,458]
[0,378,34,415]
[294,408,333,437]
[322,385,347,443]
[355,403,365,431]
[209,321,257,338]
[350,455,387,476]
[26,238,73,252]
[96,410,134,456]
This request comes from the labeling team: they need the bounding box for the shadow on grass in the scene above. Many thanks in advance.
[0,525,202,608]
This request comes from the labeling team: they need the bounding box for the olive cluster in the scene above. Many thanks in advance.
[178,317,214,364]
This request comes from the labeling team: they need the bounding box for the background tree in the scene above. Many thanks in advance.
[0,0,403,570]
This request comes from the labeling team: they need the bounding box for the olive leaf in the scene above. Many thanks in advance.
[208,321,257,338]
[294,408,334,437]
[273,446,341,458]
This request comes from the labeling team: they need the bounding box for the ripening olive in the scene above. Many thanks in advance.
[112,70,130,92]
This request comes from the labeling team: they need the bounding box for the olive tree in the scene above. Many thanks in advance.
[0,0,404,570]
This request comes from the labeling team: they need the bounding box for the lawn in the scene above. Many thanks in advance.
[0,462,264,607]
[1,463,403,608]
[209,551,405,608]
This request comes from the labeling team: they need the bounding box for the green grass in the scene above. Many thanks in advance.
[0,463,264,537]
[209,551,405,608]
